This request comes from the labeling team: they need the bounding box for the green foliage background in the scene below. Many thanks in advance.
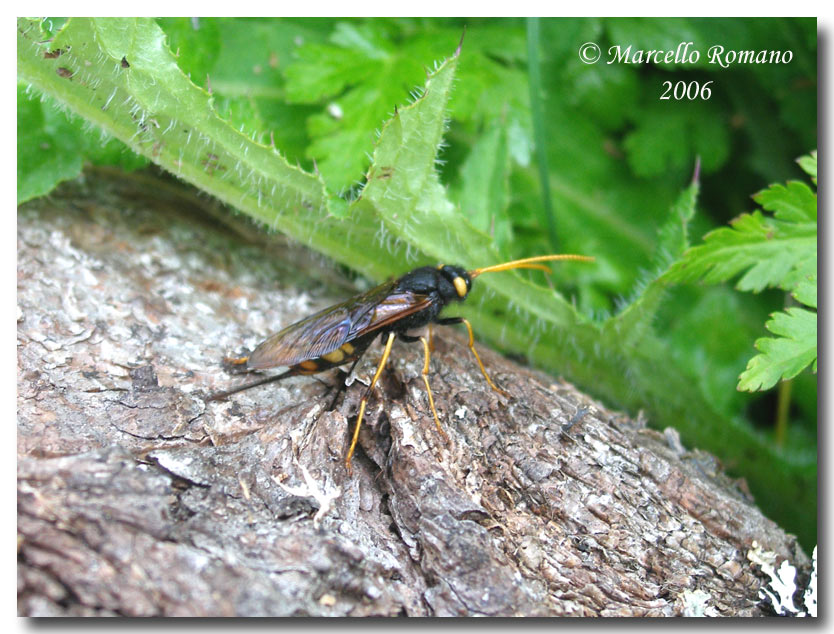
[18,17,817,548]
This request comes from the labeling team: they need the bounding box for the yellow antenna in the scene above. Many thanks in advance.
[470,254,594,279]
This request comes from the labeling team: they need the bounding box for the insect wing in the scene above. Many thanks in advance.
[246,308,351,370]
[359,291,433,332]
[245,282,434,370]
[246,284,387,369]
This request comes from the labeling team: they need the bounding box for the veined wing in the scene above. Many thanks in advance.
[245,281,434,370]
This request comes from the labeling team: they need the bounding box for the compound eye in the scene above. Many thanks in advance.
[453,276,468,298]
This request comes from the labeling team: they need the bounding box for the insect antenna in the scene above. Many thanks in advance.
[206,369,296,402]
[470,254,594,278]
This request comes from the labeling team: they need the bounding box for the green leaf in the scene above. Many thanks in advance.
[17,83,147,204]
[17,15,482,298]
[455,123,513,248]
[284,40,377,103]
[283,21,428,191]
[604,178,699,346]
[17,18,353,259]
[664,153,818,392]
[658,286,770,415]
[797,150,817,184]
[783,252,817,309]
[753,181,817,223]
[739,307,817,391]
[663,211,816,294]
[17,85,83,204]
[624,101,730,178]
[156,17,221,89]
[282,21,535,196]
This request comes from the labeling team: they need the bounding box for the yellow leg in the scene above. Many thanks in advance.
[460,318,509,397]
[420,336,448,440]
[346,332,396,474]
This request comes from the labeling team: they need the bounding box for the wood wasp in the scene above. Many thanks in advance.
[208,254,594,472]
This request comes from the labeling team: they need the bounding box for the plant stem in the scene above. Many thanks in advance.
[775,378,792,447]
[526,17,558,251]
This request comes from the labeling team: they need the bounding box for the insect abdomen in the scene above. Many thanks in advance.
[292,333,375,375]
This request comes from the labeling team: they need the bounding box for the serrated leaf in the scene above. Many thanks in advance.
[797,151,817,184]
[157,18,323,169]
[282,21,428,191]
[739,307,817,391]
[282,21,535,195]
[17,18,373,264]
[654,177,699,263]
[783,253,817,309]
[663,210,815,293]
[791,276,817,309]
[663,155,818,396]
[156,17,221,89]
[664,155,817,312]
[604,179,699,346]
[753,181,817,223]
[284,42,374,103]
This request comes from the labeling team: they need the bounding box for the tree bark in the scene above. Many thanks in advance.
[17,170,809,616]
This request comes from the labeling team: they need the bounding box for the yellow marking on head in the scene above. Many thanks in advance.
[453,276,468,298]
[341,342,355,355]
[300,360,319,372]
[322,349,345,364]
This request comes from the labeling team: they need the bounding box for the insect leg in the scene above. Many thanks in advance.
[346,331,396,474]
[326,354,365,411]
[419,336,448,441]
[437,317,509,397]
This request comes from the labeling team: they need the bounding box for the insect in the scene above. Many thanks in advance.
[208,254,593,473]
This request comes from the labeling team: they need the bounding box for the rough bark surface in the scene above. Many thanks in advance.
[17,171,809,617]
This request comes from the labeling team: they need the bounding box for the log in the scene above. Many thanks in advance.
[17,170,809,616]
